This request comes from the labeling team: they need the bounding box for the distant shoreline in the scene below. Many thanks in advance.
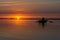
[0,18,60,20]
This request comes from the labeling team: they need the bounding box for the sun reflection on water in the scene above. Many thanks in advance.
[8,20,28,26]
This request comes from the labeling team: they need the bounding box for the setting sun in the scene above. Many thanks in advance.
[15,16,21,20]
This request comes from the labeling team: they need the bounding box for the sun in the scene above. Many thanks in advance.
[15,16,20,20]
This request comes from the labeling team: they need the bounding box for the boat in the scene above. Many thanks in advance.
[37,17,47,24]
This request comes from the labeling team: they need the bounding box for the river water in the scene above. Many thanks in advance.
[0,20,60,40]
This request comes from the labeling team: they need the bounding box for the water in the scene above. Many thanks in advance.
[0,20,60,40]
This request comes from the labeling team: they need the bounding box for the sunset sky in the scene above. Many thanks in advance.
[0,0,60,18]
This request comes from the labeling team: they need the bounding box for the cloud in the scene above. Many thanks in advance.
[0,0,60,16]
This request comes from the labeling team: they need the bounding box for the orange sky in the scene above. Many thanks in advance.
[0,0,60,18]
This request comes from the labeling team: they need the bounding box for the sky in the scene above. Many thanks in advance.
[0,0,60,18]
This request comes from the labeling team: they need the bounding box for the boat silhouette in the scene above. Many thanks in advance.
[37,17,47,28]
[37,17,47,24]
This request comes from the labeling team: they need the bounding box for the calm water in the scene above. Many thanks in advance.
[0,20,60,40]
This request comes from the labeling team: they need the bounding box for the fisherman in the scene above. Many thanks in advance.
[42,17,47,23]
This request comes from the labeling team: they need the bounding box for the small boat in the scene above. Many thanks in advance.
[37,17,47,24]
